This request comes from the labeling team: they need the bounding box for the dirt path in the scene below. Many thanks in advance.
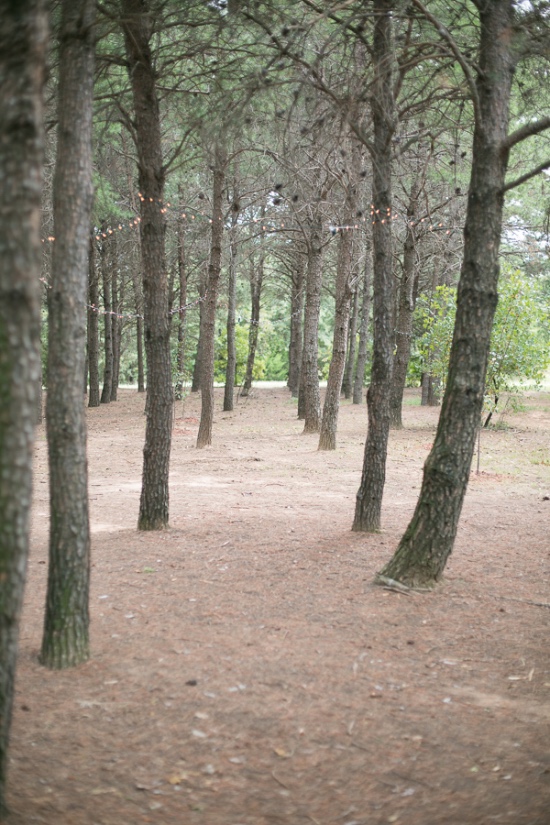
[7,388,550,825]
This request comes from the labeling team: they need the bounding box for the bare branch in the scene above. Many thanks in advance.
[503,116,550,151]
[411,0,481,125]
[502,159,550,193]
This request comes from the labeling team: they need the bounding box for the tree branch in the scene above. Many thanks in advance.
[411,0,481,126]
[503,116,550,150]
[502,158,550,193]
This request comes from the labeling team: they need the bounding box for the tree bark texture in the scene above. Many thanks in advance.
[196,146,226,448]
[352,238,372,404]
[318,225,354,450]
[389,177,421,428]
[223,209,239,412]
[87,234,100,407]
[175,194,188,401]
[110,234,121,401]
[0,0,45,809]
[191,263,208,393]
[353,0,396,532]
[377,0,516,587]
[241,235,264,397]
[287,251,305,398]
[42,0,95,669]
[342,280,359,400]
[300,218,323,434]
[131,251,145,393]
[100,230,113,404]
[122,0,173,529]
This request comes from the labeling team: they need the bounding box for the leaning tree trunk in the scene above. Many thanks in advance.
[196,146,227,448]
[376,0,516,588]
[318,225,354,450]
[0,1,45,810]
[389,176,421,428]
[87,233,100,407]
[353,0,396,532]
[352,235,372,404]
[122,0,173,529]
[300,217,323,434]
[41,0,95,669]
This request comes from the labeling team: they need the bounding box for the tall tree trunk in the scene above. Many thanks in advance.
[131,251,145,393]
[41,0,95,669]
[197,146,227,448]
[318,224,354,450]
[300,217,323,434]
[122,0,173,530]
[122,130,145,393]
[352,237,372,404]
[287,251,305,398]
[223,206,239,412]
[87,233,100,407]
[191,265,208,393]
[100,230,113,404]
[241,232,264,398]
[174,192,188,400]
[0,1,45,809]
[353,0,396,532]
[377,0,516,587]
[389,177,421,428]
[342,279,360,399]
[110,233,121,400]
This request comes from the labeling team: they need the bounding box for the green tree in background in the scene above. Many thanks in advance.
[416,270,550,427]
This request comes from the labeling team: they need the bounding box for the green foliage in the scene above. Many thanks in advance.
[413,269,550,416]
[414,284,456,391]
[214,324,265,384]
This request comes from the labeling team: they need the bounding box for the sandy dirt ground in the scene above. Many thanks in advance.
[5,386,550,825]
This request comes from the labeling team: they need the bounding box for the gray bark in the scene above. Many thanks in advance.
[0,0,45,809]
[41,0,95,669]
[353,0,396,532]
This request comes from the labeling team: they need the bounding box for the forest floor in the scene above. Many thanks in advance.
[6,387,550,825]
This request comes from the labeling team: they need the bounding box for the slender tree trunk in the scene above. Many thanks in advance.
[223,208,239,411]
[131,250,145,393]
[389,177,421,428]
[197,146,226,448]
[191,265,208,393]
[421,372,439,406]
[41,0,95,669]
[241,237,264,397]
[174,192,188,400]
[122,131,145,393]
[122,0,173,530]
[287,252,305,398]
[342,280,360,400]
[300,217,323,433]
[100,231,113,404]
[87,234,100,407]
[377,0,516,587]
[353,237,372,404]
[353,0,396,532]
[0,1,45,809]
[110,234,121,400]
[318,225,354,450]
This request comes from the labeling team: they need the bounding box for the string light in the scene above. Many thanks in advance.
[42,194,460,248]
